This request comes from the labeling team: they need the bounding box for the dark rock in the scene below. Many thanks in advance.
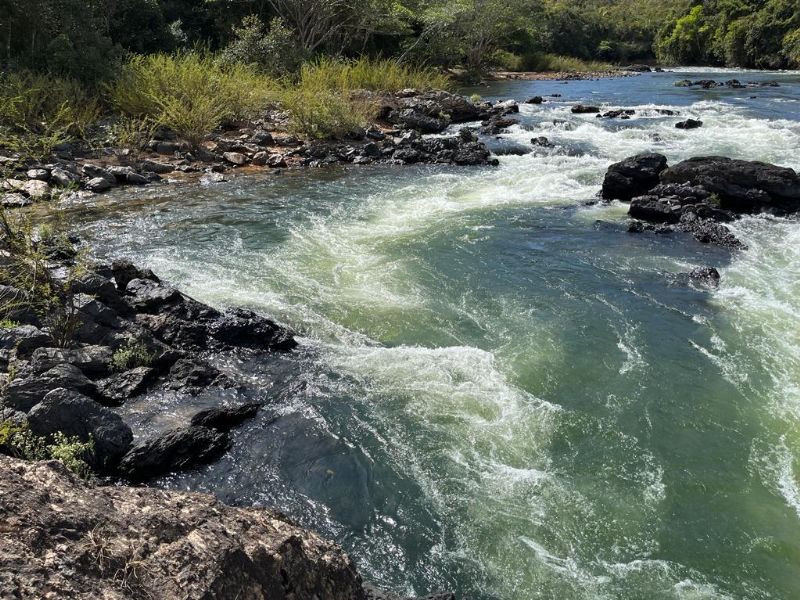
[601,153,669,201]
[210,307,297,351]
[190,403,261,431]
[525,96,544,104]
[138,159,173,174]
[572,105,600,114]
[531,136,554,148]
[84,177,113,193]
[660,156,800,213]
[689,266,721,287]
[0,325,51,357]
[5,363,97,412]
[250,130,274,146]
[481,116,518,135]
[49,167,80,187]
[107,165,148,185]
[598,109,635,119]
[96,367,157,406]
[71,272,127,313]
[26,388,133,469]
[29,345,113,378]
[676,119,703,130]
[111,259,159,292]
[629,196,681,224]
[118,426,230,480]
[392,109,449,134]
[125,278,181,312]
[677,214,746,249]
[166,358,226,392]
[674,79,693,87]
[82,164,116,184]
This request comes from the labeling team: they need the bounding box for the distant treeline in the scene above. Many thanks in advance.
[0,0,797,83]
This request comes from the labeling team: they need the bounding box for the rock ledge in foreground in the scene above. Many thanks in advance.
[0,455,365,600]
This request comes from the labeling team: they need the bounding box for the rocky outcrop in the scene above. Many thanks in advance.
[0,456,457,599]
[660,156,800,213]
[601,153,669,201]
[0,455,367,600]
[1,246,298,479]
[602,154,800,249]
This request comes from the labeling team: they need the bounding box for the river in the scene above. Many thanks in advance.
[66,68,800,599]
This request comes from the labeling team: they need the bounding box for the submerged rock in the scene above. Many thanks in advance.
[0,455,366,599]
[675,118,703,130]
[689,266,721,287]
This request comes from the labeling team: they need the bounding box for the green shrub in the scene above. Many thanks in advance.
[109,116,160,152]
[282,86,376,140]
[220,15,306,76]
[108,52,278,147]
[112,340,154,371]
[0,420,94,479]
[0,71,99,158]
[0,211,86,348]
[297,56,451,92]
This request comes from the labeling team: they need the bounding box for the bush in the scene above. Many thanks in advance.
[0,71,100,158]
[297,56,451,92]
[112,340,154,371]
[282,86,376,140]
[220,15,306,76]
[0,211,86,348]
[0,420,94,479]
[108,52,278,147]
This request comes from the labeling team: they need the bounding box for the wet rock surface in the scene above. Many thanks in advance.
[606,153,800,250]
[0,248,299,479]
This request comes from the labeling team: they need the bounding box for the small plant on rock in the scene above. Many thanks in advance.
[112,340,155,371]
[0,420,94,479]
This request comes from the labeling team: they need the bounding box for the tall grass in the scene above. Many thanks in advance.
[297,56,451,92]
[0,71,99,157]
[108,52,278,146]
[520,53,614,73]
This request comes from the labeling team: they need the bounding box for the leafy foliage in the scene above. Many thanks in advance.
[108,52,278,147]
[0,420,95,479]
[112,340,155,371]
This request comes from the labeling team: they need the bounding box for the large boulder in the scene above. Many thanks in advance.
[29,345,114,378]
[601,153,668,201]
[26,388,133,469]
[660,156,800,213]
[118,426,230,481]
[0,325,51,357]
[5,363,97,412]
[96,366,157,406]
[0,455,366,600]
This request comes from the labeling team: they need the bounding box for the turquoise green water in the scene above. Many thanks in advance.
[71,69,800,599]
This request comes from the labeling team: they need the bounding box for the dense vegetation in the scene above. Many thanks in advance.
[1,0,797,85]
[0,0,797,156]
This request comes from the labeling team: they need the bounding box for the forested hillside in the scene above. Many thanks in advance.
[0,0,797,84]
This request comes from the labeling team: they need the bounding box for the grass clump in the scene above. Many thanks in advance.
[516,53,614,73]
[112,340,154,371]
[297,56,451,93]
[0,420,95,479]
[108,52,278,147]
[0,71,99,158]
[281,85,376,140]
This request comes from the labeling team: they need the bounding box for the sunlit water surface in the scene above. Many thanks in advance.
[66,69,800,599]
